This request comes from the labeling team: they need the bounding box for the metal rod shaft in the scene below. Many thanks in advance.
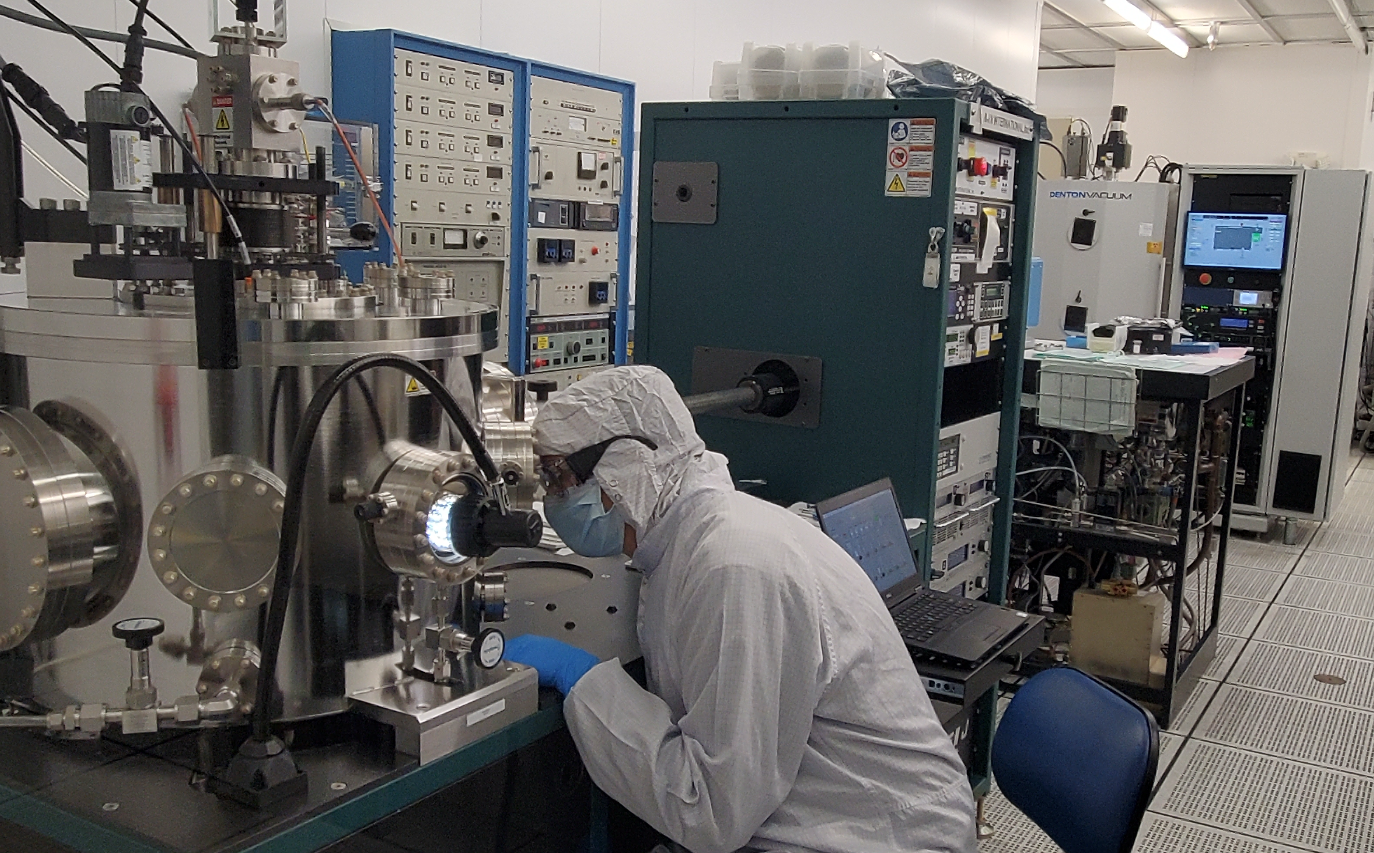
[682,384,761,415]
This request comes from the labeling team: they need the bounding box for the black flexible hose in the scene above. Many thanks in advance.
[250,354,499,742]
[1,86,86,164]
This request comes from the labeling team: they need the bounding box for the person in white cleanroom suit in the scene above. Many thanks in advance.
[503,365,976,853]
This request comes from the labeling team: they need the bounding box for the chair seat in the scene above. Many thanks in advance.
[991,667,1159,853]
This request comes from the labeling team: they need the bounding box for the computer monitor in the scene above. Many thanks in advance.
[1183,212,1287,270]
[816,478,919,595]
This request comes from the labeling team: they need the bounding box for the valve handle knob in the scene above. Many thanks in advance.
[112,617,165,651]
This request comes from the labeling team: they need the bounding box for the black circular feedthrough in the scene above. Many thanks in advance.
[739,359,802,418]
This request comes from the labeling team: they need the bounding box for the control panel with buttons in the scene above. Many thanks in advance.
[527,315,613,373]
[527,75,624,338]
[930,413,1001,600]
[954,134,1016,202]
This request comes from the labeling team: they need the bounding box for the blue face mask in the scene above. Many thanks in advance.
[543,478,627,557]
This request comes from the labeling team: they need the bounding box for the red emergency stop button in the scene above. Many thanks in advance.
[1199,273,1212,285]
[533,358,549,368]
[591,246,599,255]
[969,158,989,177]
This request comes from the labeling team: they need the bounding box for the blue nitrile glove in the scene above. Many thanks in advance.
[504,634,600,695]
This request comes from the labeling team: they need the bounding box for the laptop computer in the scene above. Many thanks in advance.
[816,478,1032,665]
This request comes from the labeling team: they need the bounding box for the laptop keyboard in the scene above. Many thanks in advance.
[892,591,979,642]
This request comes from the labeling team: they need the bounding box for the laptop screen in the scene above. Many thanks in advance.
[816,479,919,594]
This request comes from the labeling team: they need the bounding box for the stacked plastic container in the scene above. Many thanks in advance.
[716,42,885,101]
[800,42,885,100]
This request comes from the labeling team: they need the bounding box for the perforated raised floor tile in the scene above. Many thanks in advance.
[1307,526,1374,559]
[1276,575,1374,620]
[1204,633,1246,680]
[1153,740,1374,852]
[1133,814,1318,853]
[1224,566,1288,602]
[1220,596,1268,638]
[1292,551,1374,585]
[1225,539,1302,573]
[1254,606,1374,660]
[1165,678,1218,736]
[1229,642,1374,711]
[1193,684,1374,776]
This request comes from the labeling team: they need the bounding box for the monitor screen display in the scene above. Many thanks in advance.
[1184,213,1287,270]
[817,487,918,594]
[1220,317,1250,329]
[1237,291,1260,306]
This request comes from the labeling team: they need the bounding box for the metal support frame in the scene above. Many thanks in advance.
[1327,0,1369,53]
[1233,0,1287,45]
[1011,369,1248,726]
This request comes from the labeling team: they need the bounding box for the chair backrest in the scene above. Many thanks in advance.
[991,667,1159,853]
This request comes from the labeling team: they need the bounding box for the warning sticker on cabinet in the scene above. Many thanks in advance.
[404,377,431,397]
[211,96,234,138]
[885,118,936,198]
[975,325,991,357]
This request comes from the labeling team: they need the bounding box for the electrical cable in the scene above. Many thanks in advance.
[0,4,202,59]
[1,86,84,164]
[1132,155,1166,182]
[24,0,251,267]
[311,99,404,267]
[1040,139,1069,177]
[181,107,203,161]
[124,0,193,52]
[1018,434,1086,495]
[249,353,501,743]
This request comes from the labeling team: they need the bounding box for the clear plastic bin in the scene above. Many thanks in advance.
[709,61,740,101]
[739,43,800,101]
[799,42,885,100]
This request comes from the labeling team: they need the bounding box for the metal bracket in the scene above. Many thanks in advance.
[690,347,822,429]
[652,161,718,224]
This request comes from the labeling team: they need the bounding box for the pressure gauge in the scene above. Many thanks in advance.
[475,627,505,669]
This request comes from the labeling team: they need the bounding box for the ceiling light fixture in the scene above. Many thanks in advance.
[1102,0,1190,57]
[1150,22,1191,57]
[1104,0,1152,30]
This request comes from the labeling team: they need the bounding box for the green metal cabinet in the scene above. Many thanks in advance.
[634,97,1039,790]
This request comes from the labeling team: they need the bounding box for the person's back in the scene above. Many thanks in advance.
[516,364,978,853]
[623,484,977,853]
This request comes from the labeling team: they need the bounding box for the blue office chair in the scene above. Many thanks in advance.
[991,667,1159,853]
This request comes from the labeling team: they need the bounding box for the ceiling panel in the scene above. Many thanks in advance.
[1249,0,1340,15]
[1156,0,1251,22]
[1270,15,1351,39]
[1192,20,1284,40]
[1038,51,1082,68]
[1354,0,1374,14]
[1045,0,1128,27]
[1041,27,1122,50]
[1063,48,1121,65]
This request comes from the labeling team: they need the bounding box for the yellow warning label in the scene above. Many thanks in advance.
[887,174,906,193]
[213,109,232,134]
[536,336,549,350]
[1146,240,1164,254]
[404,377,430,397]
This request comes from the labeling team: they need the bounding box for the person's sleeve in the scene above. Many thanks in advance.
[563,564,828,853]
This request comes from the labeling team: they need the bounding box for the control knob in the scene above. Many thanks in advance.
[113,617,165,650]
